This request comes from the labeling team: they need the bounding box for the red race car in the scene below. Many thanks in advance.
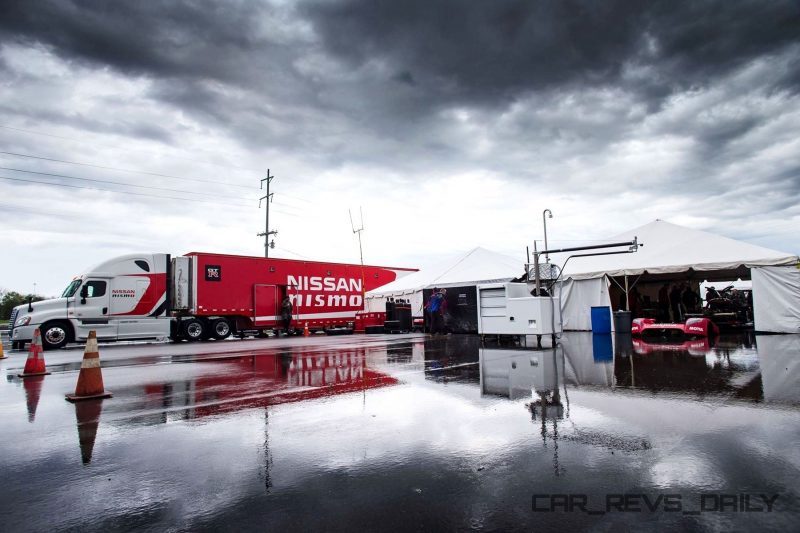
[632,337,713,356]
[631,317,719,338]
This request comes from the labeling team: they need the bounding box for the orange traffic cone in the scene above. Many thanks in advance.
[24,375,45,422]
[303,322,310,337]
[65,331,112,402]
[74,399,103,464]
[18,328,50,377]
[0,337,7,359]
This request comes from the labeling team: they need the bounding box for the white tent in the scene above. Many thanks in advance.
[366,247,523,315]
[549,220,800,333]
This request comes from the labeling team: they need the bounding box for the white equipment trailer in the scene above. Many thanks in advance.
[477,283,561,337]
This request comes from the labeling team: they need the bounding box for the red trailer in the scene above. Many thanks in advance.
[172,252,416,339]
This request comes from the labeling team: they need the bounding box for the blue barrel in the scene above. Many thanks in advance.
[592,333,613,362]
[591,306,612,333]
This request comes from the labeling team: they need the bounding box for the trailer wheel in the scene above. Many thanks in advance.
[211,318,232,340]
[182,318,205,342]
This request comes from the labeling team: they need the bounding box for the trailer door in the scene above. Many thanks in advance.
[254,284,279,325]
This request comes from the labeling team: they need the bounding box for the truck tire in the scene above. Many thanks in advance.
[182,318,205,342]
[211,318,232,340]
[41,321,71,350]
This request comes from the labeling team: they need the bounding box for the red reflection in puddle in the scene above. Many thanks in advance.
[143,347,399,419]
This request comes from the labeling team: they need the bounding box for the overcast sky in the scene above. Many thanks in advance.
[1,0,799,296]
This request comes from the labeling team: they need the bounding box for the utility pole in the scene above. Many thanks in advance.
[257,170,278,258]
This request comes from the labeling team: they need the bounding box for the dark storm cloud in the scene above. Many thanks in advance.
[302,0,800,105]
[645,2,800,87]
[0,0,322,152]
[0,0,271,82]
[1,0,798,177]
[3,1,797,107]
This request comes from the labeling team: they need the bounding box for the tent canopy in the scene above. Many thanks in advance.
[553,220,798,282]
[365,247,524,316]
[368,247,523,295]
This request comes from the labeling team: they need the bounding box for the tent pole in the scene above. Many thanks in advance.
[624,274,630,311]
[630,350,635,387]
[609,276,626,292]
[533,241,541,296]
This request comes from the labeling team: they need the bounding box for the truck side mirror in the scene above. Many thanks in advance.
[80,285,88,304]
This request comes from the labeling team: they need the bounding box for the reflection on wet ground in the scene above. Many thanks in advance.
[1,332,799,531]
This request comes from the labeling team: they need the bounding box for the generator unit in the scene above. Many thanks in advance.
[477,282,562,337]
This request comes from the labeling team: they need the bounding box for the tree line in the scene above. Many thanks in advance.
[0,289,46,321]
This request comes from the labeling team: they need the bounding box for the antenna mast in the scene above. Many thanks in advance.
[349,207,366,302]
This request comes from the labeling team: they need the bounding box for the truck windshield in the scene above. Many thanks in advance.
[61,279,82,298]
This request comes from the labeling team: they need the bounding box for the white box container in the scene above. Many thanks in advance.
[477,282,562,335]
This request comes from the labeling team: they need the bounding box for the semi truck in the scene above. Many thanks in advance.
[9,252,415,350]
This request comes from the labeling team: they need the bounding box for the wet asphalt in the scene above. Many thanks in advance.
[1,331,799,532]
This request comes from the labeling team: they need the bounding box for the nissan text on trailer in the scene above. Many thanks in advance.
[9,252,415,350]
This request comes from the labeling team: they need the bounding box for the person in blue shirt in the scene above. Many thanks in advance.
[426,288,445,334]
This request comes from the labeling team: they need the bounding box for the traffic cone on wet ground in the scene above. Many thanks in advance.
[74,399,103,464]
[24,375,45,422]
[0,338,7,359]
[65,330,112,402]
[18,328,50,377]
[303,322,310,337]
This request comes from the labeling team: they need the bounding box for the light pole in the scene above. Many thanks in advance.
[542,209,553,262]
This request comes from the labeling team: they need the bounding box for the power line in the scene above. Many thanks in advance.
[0,124,264,174]
[0,150,317,208]
[278,247,314,260]
[0,166,257,201]
[0,150,253,189]
[0,204,332,261]
[0,175,301,214]
[0,202,76,218]
[0,166,304,213]
[280,191,314,204]
[0,175,249,207]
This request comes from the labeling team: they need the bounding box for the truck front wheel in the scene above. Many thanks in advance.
[211,318,232,340]
[41,321,71,350]
[182,318,206,342]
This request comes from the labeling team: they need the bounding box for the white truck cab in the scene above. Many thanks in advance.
[10,253,170,350]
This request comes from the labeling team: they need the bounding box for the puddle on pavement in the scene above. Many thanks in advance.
[1,331,799,532]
